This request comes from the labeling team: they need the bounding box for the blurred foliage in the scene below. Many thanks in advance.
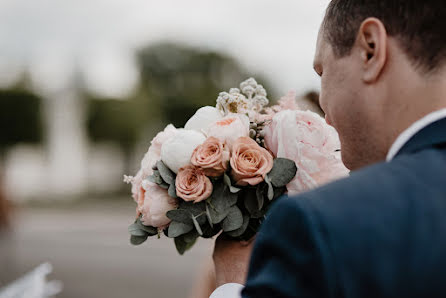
[0,89,42,155]
[86,42,271,154]
[86,97,147,154]
[137,43,272,127]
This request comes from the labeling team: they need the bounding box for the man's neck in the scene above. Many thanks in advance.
[384,66,446,155]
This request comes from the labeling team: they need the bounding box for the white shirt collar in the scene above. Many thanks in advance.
[386,108,446,161]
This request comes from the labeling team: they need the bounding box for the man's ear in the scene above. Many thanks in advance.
[355,17,388,83]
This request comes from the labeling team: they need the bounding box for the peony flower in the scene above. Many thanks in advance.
[139,182,178,228]
[161,129,206,174]
[230,137,274,186]
[263,109,349,195]
[206,113,250,149]
[176,165,213,203]
[140,124,178,177]
[125,124,178,209]
[191,137,230,177]
[184,106,223,133]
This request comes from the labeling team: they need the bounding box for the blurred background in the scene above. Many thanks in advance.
[0,0,329,297]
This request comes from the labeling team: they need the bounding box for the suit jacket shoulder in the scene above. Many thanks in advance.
[244,148,446,298]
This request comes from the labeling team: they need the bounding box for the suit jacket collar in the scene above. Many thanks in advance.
[394,116,446,159]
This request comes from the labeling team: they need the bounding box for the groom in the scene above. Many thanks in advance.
[211,0,446,297]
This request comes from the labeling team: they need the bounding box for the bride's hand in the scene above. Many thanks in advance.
[212,235,255,287]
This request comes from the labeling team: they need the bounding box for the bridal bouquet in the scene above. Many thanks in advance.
[124,78,348,254]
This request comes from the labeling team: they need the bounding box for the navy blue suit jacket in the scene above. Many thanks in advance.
[243,118,446,298]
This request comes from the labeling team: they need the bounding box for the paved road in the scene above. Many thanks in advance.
[2,201,214,298]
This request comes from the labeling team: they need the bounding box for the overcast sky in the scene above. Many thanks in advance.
[0,0,330,98]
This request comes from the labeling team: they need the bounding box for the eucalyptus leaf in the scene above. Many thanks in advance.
[201,223,221,238]
[226,215,250,237]
[168,183,178,198]
[264,175,274,201]
[183,230,199,243]
[267,158,297,187]
[130,234,148,245]
[168,221,193,238]
[205,204,213,228]
[174,235,196,255]
[224,173,241,193]
[157,160,175,185]
[179,201,207,225]
[273,186,287,200]
[191,215,203,236]
[207,203,230,224]
[136,219,158,236]
[174,237,187,255]
[128,223,148,237]
[158,182,170,189]
[256,184,265,210]
[166,209,193,225]
[152,171,164,185]
[222,206,243,232]
[244,189,258,215]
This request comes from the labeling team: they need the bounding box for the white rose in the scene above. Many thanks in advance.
[161,129,206,173]
[184,106,223,133]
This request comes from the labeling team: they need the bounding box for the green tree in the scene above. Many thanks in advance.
[0,88,43,227]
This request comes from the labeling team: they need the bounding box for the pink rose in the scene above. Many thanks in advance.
[230,137,274,186]
[191,137,230,177]
[206,114,250,148]
[176,165,213,203]
[139,183,178,228]
[263,110,349,195]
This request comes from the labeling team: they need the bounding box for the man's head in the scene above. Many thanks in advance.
[314,0,446,170]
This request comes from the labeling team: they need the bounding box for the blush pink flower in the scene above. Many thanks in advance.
[230,137,274,186]
[191,137,230,177]
[139,183,178,228]
[206,114,250,149]
[176,165,213,203]
[263,110,349,195]
[140,124,178,177]
[127,124,177,212]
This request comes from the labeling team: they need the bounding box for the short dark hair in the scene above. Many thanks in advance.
[323,0,446,73]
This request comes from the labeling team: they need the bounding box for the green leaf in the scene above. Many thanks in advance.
[222,206,243,232]
[207,203,230,224]
[267,158,297,187]
[168,221,193,238]
[136,219,158,236]
[205,203,213,228]
[191,215,203,236]
[273,186,287,200]
[226,215,250,237]
[128,223,148,237]
[152,171,164,185]
[244,189,258,215]
[209,182,238,215]
[224,173,241,193]
[158,182,170,189]
[130,234,148,245]
[166,209,193,225]
[256,184,265,210]
[174,235,196,255]
[264,175,274,201]
[201,223,221,238]
[157,160,175,185]
[168,183,178,198]
[183,230,199,243]
[179,201,207,225]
